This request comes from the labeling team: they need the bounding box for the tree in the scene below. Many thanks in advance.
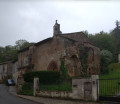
[15,39,30,50]
[0,39,34,63]
[0,46,4,54]
[110,22,120,52]
[82,30,89,37]
[89,32,117,57]
[100,50,112,74]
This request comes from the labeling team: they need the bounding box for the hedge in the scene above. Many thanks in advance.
[23,71,60,84]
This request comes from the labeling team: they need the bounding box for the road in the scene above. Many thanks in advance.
[0,84,41,104]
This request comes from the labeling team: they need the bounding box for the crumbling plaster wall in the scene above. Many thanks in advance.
[17,33,100,77]
[32,35,100,77]
[32,36,74,72]
[0,61,14,81]
[17,46,35,77]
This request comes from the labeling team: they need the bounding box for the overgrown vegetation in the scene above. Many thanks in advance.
[88,23,120,73]
[99,63,120,96]
[60,58,69,82]
[19,81,72,96]
[23,71,60,84]
[100,63,120,79]
[0,39,34,63]
[100,50,113,74]
[79,47,89,76]
[19,82,33,96]
[21,59,72,95]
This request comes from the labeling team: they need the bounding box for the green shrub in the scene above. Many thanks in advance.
[19,90,33,96]
[19,82,33,96]
[60,58,68,81]
[23,71,60,84]
[22,82,33,90]
[101,67,109,74]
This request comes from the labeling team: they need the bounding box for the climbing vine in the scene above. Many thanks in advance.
[79,47,89,77]
[60,58,68,81]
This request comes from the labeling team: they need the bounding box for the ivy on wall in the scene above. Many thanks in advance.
[79,47,89,77]
[60,58,68,81]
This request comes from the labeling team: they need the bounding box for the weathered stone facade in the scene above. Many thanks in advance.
[17,21,100,77]
[118,54,120,63]
[0,61,13,82]
[12,61,18,84]
[17,45,35,77]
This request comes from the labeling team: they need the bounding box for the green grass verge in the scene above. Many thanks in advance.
[99,63,120,96]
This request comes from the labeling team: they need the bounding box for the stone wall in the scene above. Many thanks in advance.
[34,75,99,101]
[12,61,18,84]
[36,90,72,99]
[17,76,24,93]
[60,32,91,44]
[32,36,79,74]
[32,35,100,77]
[0,61,13,82]
[17,31,100,77]
[118,54,120,63]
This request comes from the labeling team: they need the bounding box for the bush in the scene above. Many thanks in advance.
[101,67,109,74]
[23,71,60,84]
[19,82,33,96]
[100,50,113,74]
[22,82,33,90]
[19,90,33,96]
[60,58,68,81]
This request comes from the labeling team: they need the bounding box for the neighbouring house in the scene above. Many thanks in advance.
[118,54,120,63]
[0,61,13,82]
[17,21,100,77]
[12,60,18,84]
[17,45,35,77]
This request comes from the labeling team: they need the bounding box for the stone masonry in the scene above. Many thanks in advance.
[17,21,100,77]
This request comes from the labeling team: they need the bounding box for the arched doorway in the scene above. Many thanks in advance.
[47,61,58,71]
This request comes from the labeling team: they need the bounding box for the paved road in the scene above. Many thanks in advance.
[0,84,41,104]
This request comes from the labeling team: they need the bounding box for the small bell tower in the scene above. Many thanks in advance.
[116,20,120,29]
[53,20,61,36]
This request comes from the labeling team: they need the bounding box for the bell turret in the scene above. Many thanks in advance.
[53,20,61,36]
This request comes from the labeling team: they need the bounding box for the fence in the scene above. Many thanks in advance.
[99,78,120,102]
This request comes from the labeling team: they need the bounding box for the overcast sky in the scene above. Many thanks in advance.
[0,0,120,47]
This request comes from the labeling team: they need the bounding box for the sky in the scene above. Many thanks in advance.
[0,0,120,47]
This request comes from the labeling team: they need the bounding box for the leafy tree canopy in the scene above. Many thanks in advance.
[89,31,117,55]
[0,39,33,63]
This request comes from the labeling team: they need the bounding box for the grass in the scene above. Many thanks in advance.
[40,83,72,91]
[99,63,120,96]
[100,63,120,79]
[19,82,72,96]
[19,82,33,96]
[19,90,33,96]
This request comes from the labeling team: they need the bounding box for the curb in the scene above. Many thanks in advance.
[10,92,43,104]
[9,91,120,104]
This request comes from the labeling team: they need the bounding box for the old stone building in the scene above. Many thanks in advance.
[17,21,100,77]
[17,45,35,77]
[12,60,18,84]
[118,54,120,63]
[0,61,13,82]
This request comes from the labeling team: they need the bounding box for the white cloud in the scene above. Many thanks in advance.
[0,1,120,46]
